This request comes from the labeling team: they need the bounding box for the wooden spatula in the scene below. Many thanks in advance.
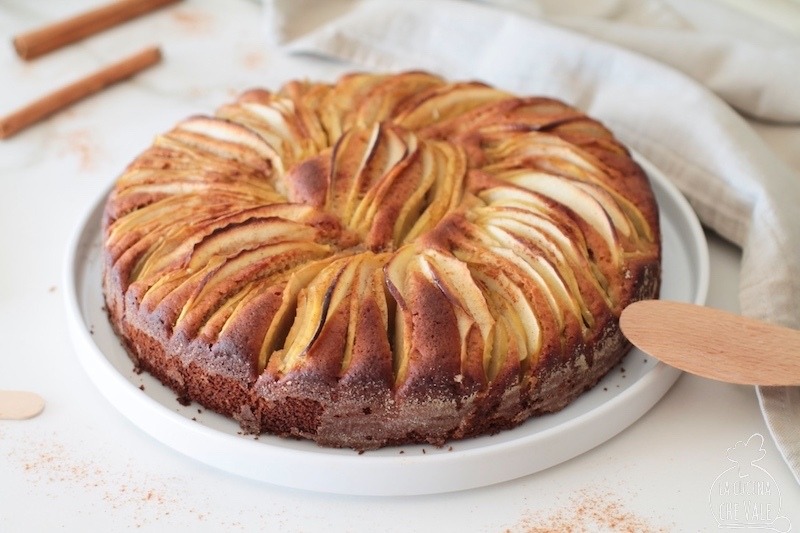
[620,300,800,386]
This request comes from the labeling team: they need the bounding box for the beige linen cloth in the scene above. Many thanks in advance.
[262,0,800,482]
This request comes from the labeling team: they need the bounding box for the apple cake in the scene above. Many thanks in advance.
[102,71,660,450]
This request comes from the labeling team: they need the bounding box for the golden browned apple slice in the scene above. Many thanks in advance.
[445,222,562,369]
[484,173,623,266]
[349,134,423,250]
[217,92,328,174]
[137,141,281,208]
[274,80,335,137]
[492,203,613,312]
[338,252,392,376]
[319,73,391,142]
[174,241,332,339]
[268,255,359,376]
[328,125,382,219]
[416,248,495,388]
[105,194,212,267]
[384,244,489,397]
[481,186,619,307]
[392,82,513,131]
[386,141,437,245]
[383,243,418,383]
[106,194,204,242]
[109,203,226,283]
[183,218,317,271]
[272,252,396,383]
[109,123,287,214]
[480,130,605,178]
[391,262,463,401]
[399,140,466,244]
[257,255,343,373]
[276,81,333,148]
[345,134,466,251]
[268,263,342,374]
[518,174,633,243]
[341,124,410,226]
[481,132,655,246]
[197,278,265,342]
[111,179,283,213]
[135,255,225,326]
[420,96,586,141]
[353,71,445,127]
[456,247,542,369]
[472,205,595,330]
[165,117,281,176]
[478,280,529,382]
[130,203,330,283]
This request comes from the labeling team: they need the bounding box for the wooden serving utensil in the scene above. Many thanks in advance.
[619,300,800,386]
[0,390,45,420]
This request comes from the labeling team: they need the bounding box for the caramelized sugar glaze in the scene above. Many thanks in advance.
[102,72,660,449]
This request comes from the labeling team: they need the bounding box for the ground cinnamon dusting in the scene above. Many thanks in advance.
[56,129,101,171]
[170,8,212,34]
[508,489,670,532]
[6,429,274,529]
[241,49,266,70]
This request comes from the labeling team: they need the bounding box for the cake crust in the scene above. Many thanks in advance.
[102,71,661,450]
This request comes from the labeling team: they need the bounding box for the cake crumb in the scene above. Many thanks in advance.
[139,384,145,391]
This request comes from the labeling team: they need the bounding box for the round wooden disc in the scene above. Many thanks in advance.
[0,390,45,420]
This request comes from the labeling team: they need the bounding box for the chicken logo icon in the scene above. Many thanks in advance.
[709,433,791,531]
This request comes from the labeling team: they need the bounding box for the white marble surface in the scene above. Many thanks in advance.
[1,1,799,530]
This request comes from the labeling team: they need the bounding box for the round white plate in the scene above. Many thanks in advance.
[64,155,708,496]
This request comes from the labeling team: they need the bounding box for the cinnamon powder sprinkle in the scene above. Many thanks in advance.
[241,50,266,70]
[170,8,213,35]
[6,430,271,529]
[508,489,671,532]
[56,129,101,171]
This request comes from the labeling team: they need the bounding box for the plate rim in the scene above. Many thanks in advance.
[63,153,709,495]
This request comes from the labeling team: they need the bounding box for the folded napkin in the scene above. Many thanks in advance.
[263,0,800,482]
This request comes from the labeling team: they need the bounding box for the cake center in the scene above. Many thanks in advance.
[282,122,467,252]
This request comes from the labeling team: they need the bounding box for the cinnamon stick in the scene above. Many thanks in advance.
[13,0,180,60]
[0,46,162,140]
